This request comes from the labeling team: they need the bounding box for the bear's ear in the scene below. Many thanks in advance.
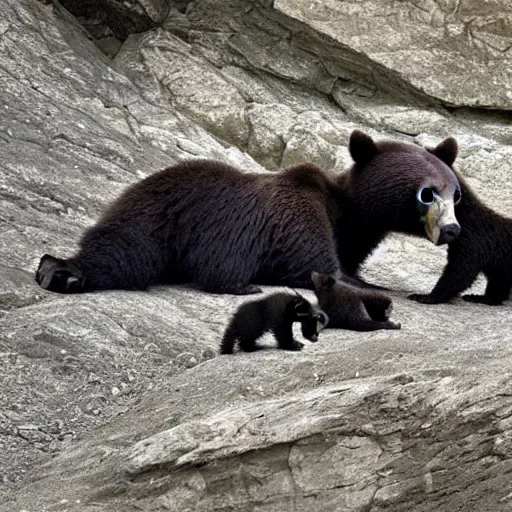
[430,137,458,167]
[349,130,378,166]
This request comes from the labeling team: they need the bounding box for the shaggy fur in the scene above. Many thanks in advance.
[410,172,512,305]
[312,272,401,331]
[219,292,328,354]
[35,130,461,295]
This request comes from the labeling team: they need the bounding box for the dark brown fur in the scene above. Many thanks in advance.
[219,292,328,354]
[312,272,400,331]
[35,131,460,295]
[337,132,460,278]
[409,171,512,305]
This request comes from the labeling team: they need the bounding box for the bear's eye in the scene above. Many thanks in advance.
[454,188,462,205]
[417,187,435,205]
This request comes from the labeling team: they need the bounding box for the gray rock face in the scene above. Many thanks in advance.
[276,0,512,110]
[1,0,512,511]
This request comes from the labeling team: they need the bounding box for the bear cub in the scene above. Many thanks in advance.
[409,170,512,306]
[311,272,400,331]
[220,292,328,354]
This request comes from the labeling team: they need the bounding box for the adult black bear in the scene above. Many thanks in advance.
[220,292,328,354]
[36,130,461,295]
[409,171,512,305]
[312,272,400,331]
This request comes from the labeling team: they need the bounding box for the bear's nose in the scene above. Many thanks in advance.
[310,334,318,342]
[439,223,461,244]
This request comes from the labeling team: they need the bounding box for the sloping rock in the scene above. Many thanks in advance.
[0,0,258,489]
[1,0,512,511]
[276,0,512,110]
[112,0,512,173]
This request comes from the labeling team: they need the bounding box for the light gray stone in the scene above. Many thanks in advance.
[276,0,512,109]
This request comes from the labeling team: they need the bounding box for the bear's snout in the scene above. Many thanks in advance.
[439,223,461,244]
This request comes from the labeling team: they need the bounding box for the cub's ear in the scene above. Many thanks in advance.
[311,271,336,288]
[325,276,336,287]
[429,137,458,167]
[349,130,378,166]
[294,300,311,318]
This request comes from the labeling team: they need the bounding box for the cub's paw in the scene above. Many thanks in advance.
[386,321,401,330]
[286,340,304,352]
[462,294,503,306]
[239,342,265,353]
[35,254,85,294]
[408,293,440,305]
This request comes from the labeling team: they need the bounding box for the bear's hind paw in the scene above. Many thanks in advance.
[36,254,85,294]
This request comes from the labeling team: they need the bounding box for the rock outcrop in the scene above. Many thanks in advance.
[0,0,511,511]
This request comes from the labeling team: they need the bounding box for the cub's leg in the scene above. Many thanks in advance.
[238,333,265,352]
[355,319,401,331]
[463,271,511,306]
[219,322,240,354]
[360,294,393,321]
[35,255,85,294]
[221,305,266,353]
[409,249,480,304]
[342,302,401,331]
[272,324,304,351]
[220,324,265,354]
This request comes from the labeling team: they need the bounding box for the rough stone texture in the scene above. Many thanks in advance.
[277,0,512,110]
[1,0,512,511]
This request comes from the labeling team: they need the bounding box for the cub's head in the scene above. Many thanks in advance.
[345,130,461,245]
[310,272,342,311]
[293,297,329,342]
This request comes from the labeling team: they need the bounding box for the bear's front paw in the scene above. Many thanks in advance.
[408,293,441,305]
[232,284,263,295]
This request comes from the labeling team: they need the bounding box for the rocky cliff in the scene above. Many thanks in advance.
[1,1,511,511]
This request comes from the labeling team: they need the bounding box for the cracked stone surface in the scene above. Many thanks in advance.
[276,0,512,110]
[1,0,512,511]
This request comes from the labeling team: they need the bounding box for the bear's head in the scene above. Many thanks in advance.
[343,130,461,245]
